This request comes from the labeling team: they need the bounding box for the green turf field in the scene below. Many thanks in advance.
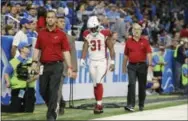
[2,95,187,120]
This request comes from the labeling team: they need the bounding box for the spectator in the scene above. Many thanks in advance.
[182,56,188,95]
[57,7,71,35]
[174,38,187,92]
[93,1,106,15]
[36,6,46,32]
[152,44,166,94]
[86,0,96,11]
[11,18,32,58]
[26,5,37,21]
[5,25,15,36]
[5,6,20,30]
[157,29,172,48]
[106,4,120,23]
[27,20,38,38]
[111,13,126,43]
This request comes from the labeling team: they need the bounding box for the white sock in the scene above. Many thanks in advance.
[97,100,102,105]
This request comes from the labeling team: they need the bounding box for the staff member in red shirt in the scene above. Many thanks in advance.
[32,10,72,121]
[123,23,152,112]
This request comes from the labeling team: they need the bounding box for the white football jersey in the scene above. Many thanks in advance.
[83,29,111,60]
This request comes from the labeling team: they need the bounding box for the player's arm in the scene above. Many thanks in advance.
[106,36,115,71]
[81,38,89,59]
[106,36,115,61]
[80,38,89,67]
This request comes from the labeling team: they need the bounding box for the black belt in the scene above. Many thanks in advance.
[129,62,146,65]
[42,60,62,65]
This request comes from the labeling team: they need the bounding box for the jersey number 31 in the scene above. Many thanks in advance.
[90,40,101,51]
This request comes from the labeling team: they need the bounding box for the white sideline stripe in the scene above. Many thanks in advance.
[93,104,188,120]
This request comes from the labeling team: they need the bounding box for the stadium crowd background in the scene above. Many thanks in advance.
[1,0,188,94]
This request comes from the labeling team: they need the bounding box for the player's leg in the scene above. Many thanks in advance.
[89,60,97,100]
[94,59,107,114]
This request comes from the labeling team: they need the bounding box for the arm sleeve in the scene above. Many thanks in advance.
[124,42,129,56]
[35,34,41,49]
[62,33,70,52]
[5,63,14,76]
[152,55,159,66]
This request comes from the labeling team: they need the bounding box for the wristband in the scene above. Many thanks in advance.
[110,60,115,64]
[32,60,38,64]
[148,64,153,67]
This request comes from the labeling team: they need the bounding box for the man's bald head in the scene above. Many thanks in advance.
[132,23,142,38]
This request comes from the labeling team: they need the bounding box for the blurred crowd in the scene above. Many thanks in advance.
[1,0,188,46]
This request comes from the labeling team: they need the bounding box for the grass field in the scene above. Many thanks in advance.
[2,95,187,120]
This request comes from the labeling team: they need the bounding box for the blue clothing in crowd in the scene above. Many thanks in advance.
[135,7,143,21]
[64,17,71,33]
[33,0,44,6]
[152,54,160,67]
[182,65,188,75]
[106,11,120,20]
[27,31,38,38]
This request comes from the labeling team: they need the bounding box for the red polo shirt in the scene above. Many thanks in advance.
[35,27,70,63]
[124,36,152,63]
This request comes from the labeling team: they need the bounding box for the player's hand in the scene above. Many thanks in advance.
[109,64,115,71]
[109,60,115,71]
[71,72,77,79]
[67,68,73,77]
[80,59,86,68]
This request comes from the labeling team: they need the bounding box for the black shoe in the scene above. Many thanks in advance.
[124,106,134,112]
[47,117,55,121]
[139,106,144,111]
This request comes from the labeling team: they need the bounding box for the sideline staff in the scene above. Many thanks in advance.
[123,23,152,112]
[32,10,72,121]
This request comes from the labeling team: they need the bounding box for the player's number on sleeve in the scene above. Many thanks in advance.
[90,40,101,51]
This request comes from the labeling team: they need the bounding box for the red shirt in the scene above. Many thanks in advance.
[180,29,188,38]
[35,27,70,63]
[124,36,152,63]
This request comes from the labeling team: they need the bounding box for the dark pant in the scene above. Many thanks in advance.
[24,88,36,112]
[184,84,188,95]
[1,88,35,113]
[39,62,63,120]
[58,76,66,109]
[127,63,147,108]
[153,71,163,93]
[174,61,182,90]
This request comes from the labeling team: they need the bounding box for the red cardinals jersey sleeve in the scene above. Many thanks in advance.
[83,30,90,39]
[100,29,112,37]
